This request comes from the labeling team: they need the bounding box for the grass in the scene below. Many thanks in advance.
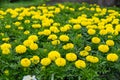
[0,0,46,9]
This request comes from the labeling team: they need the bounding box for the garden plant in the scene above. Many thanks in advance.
[0,2,120,80]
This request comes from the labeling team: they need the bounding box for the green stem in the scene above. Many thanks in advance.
[51,73,54,80]
[78,75,81,80]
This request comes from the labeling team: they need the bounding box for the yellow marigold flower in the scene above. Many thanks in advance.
[107,53,118,62]
[112,19,119,25]
[38,31,44,35]
[28,35,38,42]
[50,26,60,33]
[91,37,101,44]
[43,29,51,36]
[14,21,21,26]
[73,24,81,30]
[90,7,95,11]
[86,55,99,63]
[64,24,72,30]
[29,43,38,50]
[5,25,11,29]
[84,46,91,51]
[75,60,86,69]
[31,55,40,64]
[67,43,74,48]
[60,27,68,32]
[59,35,69,42]
[24,20,30,24]
[15,45,27,54]
[17,16,23,20]
[69,8,75,11]
[55,8,61,13]
[2,38,10,42]
[114,31,119,35]
[42,21,51,27]
[40,58,51,66]
[55,58,66,67]
[48,34,58,40]
[115,24,120,32]
[2,48,10,54]
[106,27,114,33]
[23,39,34,47]
[108,36,113,39]
[63,43,74,50]
[0,43,11,50]
[66,53,77,61]
[99,30,107,35]
[48,51,61,61]
[20,58,31,67]
[18,26,24,30]
[24,30,30,35]
[98,44,109,53]
[80,50,89,57]
[87,29,96,35]
[51,40,60,45]
[106,40,114,46]
[32,24,41,28]
[4,70,9,76]
[53,23,60,26]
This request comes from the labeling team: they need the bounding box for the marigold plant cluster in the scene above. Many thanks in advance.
[0,2,120,80]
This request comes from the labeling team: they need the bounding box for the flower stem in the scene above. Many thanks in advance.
[78,76,81,80]
[51,73,54,80]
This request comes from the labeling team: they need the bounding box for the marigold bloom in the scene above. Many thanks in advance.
[73,24,81,30]
[31,55,40,64]
[87,29,96,35]
[55,58,66,67]
[32,24,41,28]
[15,45,27,54]
[50,26,60,33]
[106,40,114,46]
[4,70,9,76]
[18,26,24,30]
[98,44,109,53]
[91,37,101,44]
[51,40,60,45]
[86,55,99,63]
[0,43,11,50]
[59,35,69,42]
[23,40,34,47]
[80,50,89,57]
[84,46,91,51]
[115,24,120,32]
[75,60,86,69]
[66,53,77,61]
[41,58,51,66]
[2,38,10,42]
[60,27,68,32]
[48,34,58,40]
[29,43,38,50]
[24,30,30,35]
[43,29,51,36]
[62,43,74,50]
[48,51,61,60]
[14,21,21,26]
[20,58,31,67]
[28,35,38,42]
[5,25,11,29]
[99,30,107,35]
[107,53,118,62]
[2,48,10,54]
[24,20,30,24]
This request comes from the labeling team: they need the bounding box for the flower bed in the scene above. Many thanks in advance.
[0,2,120,80]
